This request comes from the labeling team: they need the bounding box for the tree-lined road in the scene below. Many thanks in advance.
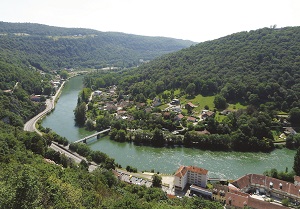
[24,82,65,134]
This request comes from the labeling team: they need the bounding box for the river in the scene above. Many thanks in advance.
[42,75,296,179]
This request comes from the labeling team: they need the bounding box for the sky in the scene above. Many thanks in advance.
[1,0,300,42]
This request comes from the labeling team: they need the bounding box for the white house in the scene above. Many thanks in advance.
[94,90,102,96]
[174,165,208,190]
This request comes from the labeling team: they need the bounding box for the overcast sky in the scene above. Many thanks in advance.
[1,0,300,42]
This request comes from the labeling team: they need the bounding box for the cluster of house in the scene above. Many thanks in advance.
[173,107,215,124]
[92,89,219,134]
[226,173,300,208]
[29,79,63,102]
[93,87,136,120]
[173,165,300,208]
[50,79,61,92]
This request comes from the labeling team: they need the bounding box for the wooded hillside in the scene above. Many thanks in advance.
[86,27,300,112]
[0,22,195,70]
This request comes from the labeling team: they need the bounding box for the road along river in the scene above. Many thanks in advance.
[42,76,296,179]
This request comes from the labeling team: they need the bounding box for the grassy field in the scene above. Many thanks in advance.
[227,102,247,111]
[181,94,216,112]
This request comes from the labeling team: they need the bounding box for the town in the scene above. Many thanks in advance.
[114,164,300,209]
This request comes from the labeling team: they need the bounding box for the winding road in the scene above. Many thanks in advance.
[24,99,53,134]
[24,82,64,133]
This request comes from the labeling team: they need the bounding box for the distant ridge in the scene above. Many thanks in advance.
[0,21,196,70]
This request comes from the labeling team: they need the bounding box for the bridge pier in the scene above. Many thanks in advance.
[97,134,101,139]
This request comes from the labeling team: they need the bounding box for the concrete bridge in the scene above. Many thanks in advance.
[74,128,110,143]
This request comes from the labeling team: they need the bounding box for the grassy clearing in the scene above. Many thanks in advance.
[48,34,97,41]
[227,102,247,111]
[174,89,181,96]
[215,112,227,122]
[180,95,215,112]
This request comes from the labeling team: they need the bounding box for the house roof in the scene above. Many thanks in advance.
[187,166,208,175]
[233,173,300,198]
[174,165,208,178]
[177,114,184,119]
[228,183,240,192]
[203,111,215,117]
[226,190,249,208]
[248,197,289,209]
[136,103,146,108]
[117,110,126,115]
[174,166,188,178]
[163,112,170,116]
[294,175,300,183]
[196,129,210,135]
[187,116,196,122]
[186,102,197,108]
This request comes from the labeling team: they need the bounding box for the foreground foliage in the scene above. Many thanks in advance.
[0,122,223,208]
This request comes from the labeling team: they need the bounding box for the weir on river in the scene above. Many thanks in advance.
[42,75,296,179]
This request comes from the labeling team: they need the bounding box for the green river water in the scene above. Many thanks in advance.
[42,75,295,179]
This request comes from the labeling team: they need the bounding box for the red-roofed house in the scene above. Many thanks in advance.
[174,113,184,121]
[136,102,146,109]
[30,95,41,102]
[196,129,211,135]
[185,102,197,113]
[201,110,215,120]
[174,165,208,190]
[187,116,197,122]
[225,190,249,208]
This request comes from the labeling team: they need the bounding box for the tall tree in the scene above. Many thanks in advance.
[214,95,227,109]
[290,108,300,126]
[186,83,196,96]
[152,174,162,187]
[74,102,86,126]
[152,128,164,147]
[294,147,300,176]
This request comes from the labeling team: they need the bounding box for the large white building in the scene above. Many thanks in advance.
[174,165,208,190]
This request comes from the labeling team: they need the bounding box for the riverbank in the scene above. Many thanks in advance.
[24,81,66,134]
[41,75,296,179]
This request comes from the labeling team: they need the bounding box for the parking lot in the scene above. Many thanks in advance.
[117,170,152,187]
[115,170,189,197]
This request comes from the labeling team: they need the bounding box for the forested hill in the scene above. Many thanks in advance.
[112,26,300,111]
[0,22,195,70]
